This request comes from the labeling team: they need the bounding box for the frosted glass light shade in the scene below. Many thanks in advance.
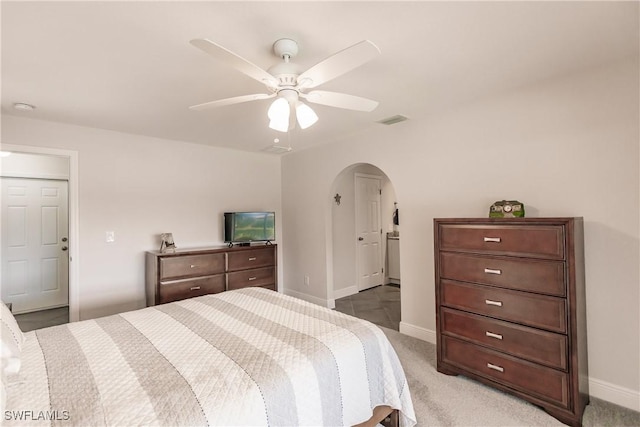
[268,98,290,132]
[269,119,289,132]
[296,102,318,129]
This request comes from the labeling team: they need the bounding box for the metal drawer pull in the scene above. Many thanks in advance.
[487,363,504,373]
[190,265,197,268]
[248,277,257,281]
[248,257,257,261]
[485,299,503,307]
[485,331,503,340]
[484,268,502,275]
[190,286,201,291]
[483,237,501,243]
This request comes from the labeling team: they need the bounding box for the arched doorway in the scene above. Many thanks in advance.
[329,163,401,330]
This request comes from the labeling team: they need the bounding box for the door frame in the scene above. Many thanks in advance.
[354,172,383,292]
[1,143,79,322]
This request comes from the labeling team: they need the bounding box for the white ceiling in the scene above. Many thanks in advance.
[2,1,637,153]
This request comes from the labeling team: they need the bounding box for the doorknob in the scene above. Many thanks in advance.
[358,237,364,241]
[61,246,68,251]
[61,237,68,242]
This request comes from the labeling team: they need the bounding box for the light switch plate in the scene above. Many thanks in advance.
[106,231,115,243]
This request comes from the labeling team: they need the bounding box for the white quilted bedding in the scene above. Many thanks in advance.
[4,288,416,426]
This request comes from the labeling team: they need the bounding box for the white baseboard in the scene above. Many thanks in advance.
[589,377,640,412]
[399,321,437,344]
[283,289,332,308]
[333,285,358,300]
[325,286,359,309]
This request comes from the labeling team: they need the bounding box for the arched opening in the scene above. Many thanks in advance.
[329,162,401,330]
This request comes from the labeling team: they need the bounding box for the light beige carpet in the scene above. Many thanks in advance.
[380,327,640,427]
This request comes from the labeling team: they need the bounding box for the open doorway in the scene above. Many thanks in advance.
[330,163,401,330]
[1,144,79,328]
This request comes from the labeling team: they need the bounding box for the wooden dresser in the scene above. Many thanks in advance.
[146,244,277,306]
[434,218,588,427]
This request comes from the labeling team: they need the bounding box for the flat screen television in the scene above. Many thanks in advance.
[224,212,275,246]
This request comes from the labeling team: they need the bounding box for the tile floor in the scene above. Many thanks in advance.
[334,284,401,330]
[14,306,69,332]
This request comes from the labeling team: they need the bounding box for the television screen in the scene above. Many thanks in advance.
[224,212,275,244]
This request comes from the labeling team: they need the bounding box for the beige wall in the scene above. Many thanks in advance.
[1,152,70,179]
[281,58,639,409]
[1,116,282,320]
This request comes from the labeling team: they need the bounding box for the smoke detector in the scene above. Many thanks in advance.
[13,103,36,112]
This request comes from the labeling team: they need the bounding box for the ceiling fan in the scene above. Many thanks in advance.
[189,38,381,132]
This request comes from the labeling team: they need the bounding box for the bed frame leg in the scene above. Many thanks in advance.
[380,409,399,427]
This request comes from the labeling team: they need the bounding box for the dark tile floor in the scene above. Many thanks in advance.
[14,306,69,332]
[334,284,401,330]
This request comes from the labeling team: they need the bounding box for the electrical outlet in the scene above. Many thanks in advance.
[304,275,310,286]
[106,231,115,243]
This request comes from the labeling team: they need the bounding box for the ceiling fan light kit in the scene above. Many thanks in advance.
[268,97,290,132]
[190,37,380,133]
[295,102,318,129]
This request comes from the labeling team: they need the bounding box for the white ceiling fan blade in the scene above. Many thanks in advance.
[190,39,279,89]
[189,93,274,111]
[297,40,380,89]
[302,91,379,112]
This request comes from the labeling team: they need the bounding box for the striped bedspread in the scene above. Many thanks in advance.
[5,288,416,426]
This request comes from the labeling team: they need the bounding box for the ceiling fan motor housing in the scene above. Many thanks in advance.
[267,63,302,85]
[269,39,303,88]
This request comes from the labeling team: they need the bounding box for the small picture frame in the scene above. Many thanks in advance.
[159,233,176,253]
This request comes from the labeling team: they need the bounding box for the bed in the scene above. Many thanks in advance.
[2,287,416,426]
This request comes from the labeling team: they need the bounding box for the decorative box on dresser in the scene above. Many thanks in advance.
[146,244,277,306]
[433,218,588,427]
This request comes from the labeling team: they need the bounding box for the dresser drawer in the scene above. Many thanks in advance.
[228,267,275,290]
[440,279,567,333]
[441,336,569,408]
[160,253,225,280]
[440,252,565,296]
[159,274,226,304]
[438,224,565,259]
[441,307,568,369]
[227,248,275,272]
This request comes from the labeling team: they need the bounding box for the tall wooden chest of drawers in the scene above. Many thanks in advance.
[434,218,588,426]
[146,244,277,306]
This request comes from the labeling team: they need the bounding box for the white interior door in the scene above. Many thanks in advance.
[1,178,69,313]
[355,175,382,291]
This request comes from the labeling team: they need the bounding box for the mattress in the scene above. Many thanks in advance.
[4,288,416,426]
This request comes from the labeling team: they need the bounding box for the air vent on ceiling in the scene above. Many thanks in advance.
[262,145,292,154]
[377,115,408,125]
